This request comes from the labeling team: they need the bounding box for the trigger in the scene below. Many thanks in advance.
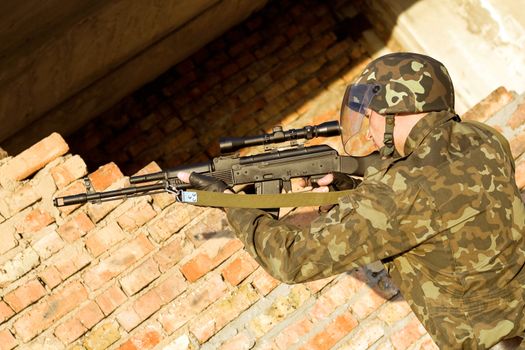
[283,181,292,193]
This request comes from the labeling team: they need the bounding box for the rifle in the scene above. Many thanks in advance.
[53,121,379,208]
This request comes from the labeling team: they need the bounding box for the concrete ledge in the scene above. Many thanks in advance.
[362,0,525,115]
[1,0,267,153]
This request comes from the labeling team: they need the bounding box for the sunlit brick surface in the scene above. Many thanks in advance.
[0,0,524,349]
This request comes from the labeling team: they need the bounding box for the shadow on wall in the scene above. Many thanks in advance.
[64,0,419,175]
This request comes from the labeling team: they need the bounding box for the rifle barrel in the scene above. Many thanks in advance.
[53,183,167,207]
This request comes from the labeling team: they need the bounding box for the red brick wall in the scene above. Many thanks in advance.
[1,0,525,349]
[66,0,372,175]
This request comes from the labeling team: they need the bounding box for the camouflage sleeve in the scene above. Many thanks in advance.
[226,180,439,283]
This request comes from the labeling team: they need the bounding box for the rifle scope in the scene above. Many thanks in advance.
[219,121,341,154]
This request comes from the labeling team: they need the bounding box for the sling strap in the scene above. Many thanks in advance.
[177,189,354,208]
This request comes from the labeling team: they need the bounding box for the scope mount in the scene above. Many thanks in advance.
[219,120,341,154]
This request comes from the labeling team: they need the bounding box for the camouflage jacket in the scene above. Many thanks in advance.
[226,111,525,349]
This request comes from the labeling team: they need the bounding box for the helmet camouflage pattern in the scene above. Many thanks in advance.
[354,52,455,115]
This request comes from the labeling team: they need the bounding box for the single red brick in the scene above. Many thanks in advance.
[300,312,358,350]
[85,222,127,257]
[118,339,138,350]
[510,133,525,158]
[153,271,188,304]
[96,284,128,316]
[118,326,162,350]
[133,161,162,176]
[2,133,69,181]
[153,236,192,272]
[54,317,87,344]
[134,289,162,321]
[88,162,124,191]
[250,267,280,296]
[57,211,95,243]
[0,247,40,289]
[145,203,202,243]
[492,124,505,134]
[38,266,62,289]
[326,40,351,61]
[4,279,47,312]
[350,283,389,320]
[85,192,124,224]
[32,228,65,259]
[377,295,412,325]
[50,164,74,190]
[15,208,55,234]
[119,258,161,296]
[274,317,314,349]
[126,139,152,160]
[305,275,336,294]
[390,315,428,350]
[50,155,88,189]
[245,32,263,48]
[13,281,88,342]
[221,62,239,79]
[339,317,385,349]
[163,128,196,150]
[77,301,104,329]
[83,233,154,291]
[0,301,15,323]
[1,183,41,218]
[116,202,157,232]
[55,180,85,215]
[189,284,259,343]
[309,272,366,322]
[115,290,162,333]
[0,225,16,255]
[222,251,259,286]
[116,308,143,332]
[236,52,256,69]
[182,208,230,247]
[507,102,525,130]
[180,238,243,282]
[462,86,515,122]
[0,329,17,350]
[219,331,253,350]
[53,244,92,280]
[158,274,228,334]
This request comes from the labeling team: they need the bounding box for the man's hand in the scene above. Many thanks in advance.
[313,172,360,213]
[314,172,361,192]
[177,172,233,193]
[326,172,361,191]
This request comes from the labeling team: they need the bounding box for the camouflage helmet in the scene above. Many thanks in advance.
[355,52,455,115]
[340,52,455,157]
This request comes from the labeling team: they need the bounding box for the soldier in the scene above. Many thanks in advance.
[179,52,525,349]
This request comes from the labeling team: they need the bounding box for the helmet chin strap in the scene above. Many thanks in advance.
[380,114,396,157]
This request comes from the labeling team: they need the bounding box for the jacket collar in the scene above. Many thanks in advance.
[403,110,457,156]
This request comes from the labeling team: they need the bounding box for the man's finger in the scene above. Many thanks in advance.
[316,174,334,187]
[177,172,190,183]
[295,178,307,188]
[312,186,329,193]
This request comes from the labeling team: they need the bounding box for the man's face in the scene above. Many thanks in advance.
[366,110,385,149]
